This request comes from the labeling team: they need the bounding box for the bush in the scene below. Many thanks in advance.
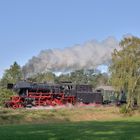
[0,88,14,106]
[120,104,132,115]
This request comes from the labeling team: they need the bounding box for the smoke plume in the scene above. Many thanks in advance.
[22,37,119,77]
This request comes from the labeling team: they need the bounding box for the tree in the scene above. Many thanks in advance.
[27,72,56,83]
[55,69,109,88]
[56,74,71,83]
[70,70,88,84]
[0,88,14,106]
[0,62,23,87]
[93,73,109,87]
[110,36,140,109]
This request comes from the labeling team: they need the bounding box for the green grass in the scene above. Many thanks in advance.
[0,106,140,140]
[0,120,140,140]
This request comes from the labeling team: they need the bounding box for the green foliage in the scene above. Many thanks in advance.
[55,69,88,84]
[0,120,140,140]
[93,73,109,87]
[110,36,140,109]
[120,104,132,114]
[70,70,88,84]
[56,73,71,83]
[0,62,22,106]
[27,69,109,88]
[0,62,23,87]
[0,88,14,106]
[27,72,56,83]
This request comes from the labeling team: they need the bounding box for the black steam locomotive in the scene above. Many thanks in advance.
[5,81,103,108]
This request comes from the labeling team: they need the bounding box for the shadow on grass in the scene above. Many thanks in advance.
[0,109,71,125]
[0,121,140,140]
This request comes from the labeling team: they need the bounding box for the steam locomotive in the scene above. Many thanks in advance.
[5,81,103,109]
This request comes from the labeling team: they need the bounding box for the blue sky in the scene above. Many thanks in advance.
[0,0,140,77]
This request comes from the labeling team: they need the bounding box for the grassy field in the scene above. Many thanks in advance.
[0,106,140,140]
[0,120,140,140]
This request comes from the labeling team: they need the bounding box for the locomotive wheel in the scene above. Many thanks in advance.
[12,104,19,109]
[5,102,11,108]
[12,103,23,109]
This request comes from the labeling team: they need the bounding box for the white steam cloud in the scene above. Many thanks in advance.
[22,37,119,77]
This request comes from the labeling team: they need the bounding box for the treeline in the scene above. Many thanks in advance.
[0,62,109,88]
